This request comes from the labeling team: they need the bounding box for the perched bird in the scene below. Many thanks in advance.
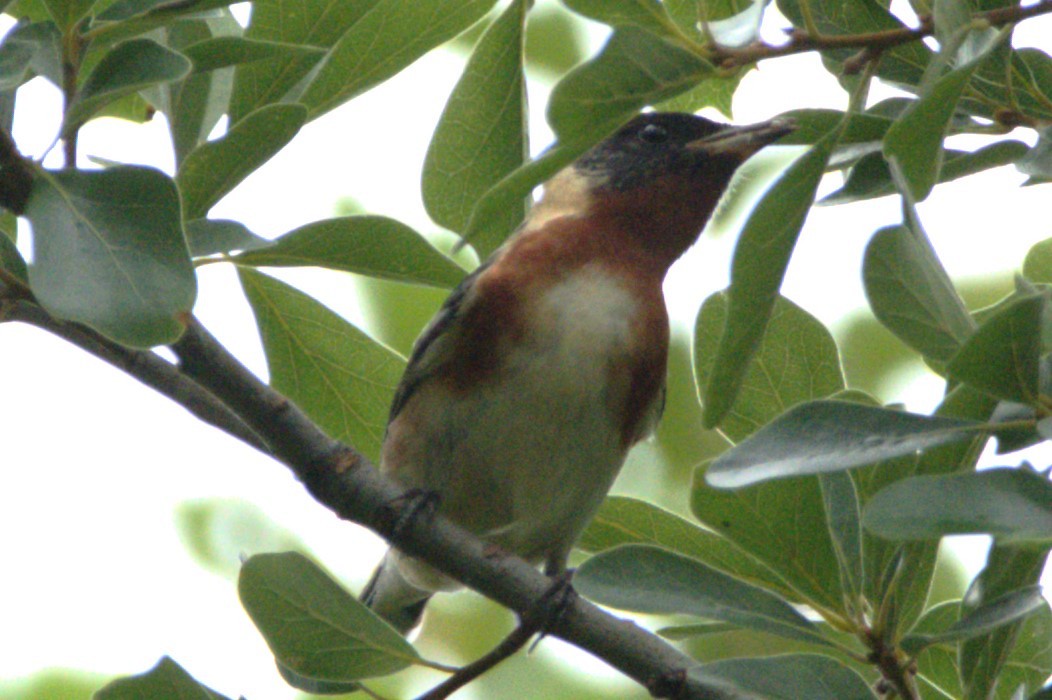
[363,111,794,633]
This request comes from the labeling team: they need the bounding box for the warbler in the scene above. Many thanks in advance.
[363,111,794,633]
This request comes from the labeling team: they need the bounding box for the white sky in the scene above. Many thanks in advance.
[1,5,1051,698]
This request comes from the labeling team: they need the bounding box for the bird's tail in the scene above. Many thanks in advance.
[361,551,432,635]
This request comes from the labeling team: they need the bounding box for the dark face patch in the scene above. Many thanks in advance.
[574,113,730,192]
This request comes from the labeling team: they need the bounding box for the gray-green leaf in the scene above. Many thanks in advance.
[691,654,876,699]
[575,544,831,646]
[422,0,528,244]
[177,103,307,220]
[95,657,230,700]
[239,552,419,682]
[547,25,713,142]
[233,216,465,288]
[63,39,190,135]
[238,269,405,462]
[946,293,1044,404]
[298,0,499,120]
[706,401,984,488]
[25,166,195,347]
[701,129,837,427]
[863,467,1052,544]
[901,586,1046,655]
[862,224,975,364]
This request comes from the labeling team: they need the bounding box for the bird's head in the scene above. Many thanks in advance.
[532,112,795,267]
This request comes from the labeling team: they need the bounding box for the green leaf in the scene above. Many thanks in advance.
[1018,127,1052,181]
[561,0,680,37]
[960,544,1051,698]
[691,654,875,699]
[95,657,230,700]
[25,166,195,347]
[1006,604,1052,699]
[575,544,832,646]
[883,73,978,202]
[778,108,892,146]
[578,496,797,599]
[706,401,984,488]
[654,70,744,117]
[820,471,864,600]
[0,20,61,90]
[0,230,27,282]
[910,602,965,697]
[184,218,270,257]
[882,26,1005,201]
[932,0,972,49]
[41,0,93,31]
[693,291,845,443]
[822,141,1028,205]
[228,0,380,123]
[422,0,527,237]
[94,0,231,22]
[238,552,419,682]
[238,269,404,462]
[692,466,843,612]
[900,586,1046,655]
[965,47,1052,125]
[522,1,587,76]
[656,621,739,640]
[62,38,191,135]
[863,467,1052,543]
[164,18,234,167]
[701,130,837,428]
[1023,237,1052,284]
[177,103,307,220]
[855,385,998,636]
[547,26,713,143]
[947,293,1044,404]
[86,0,240,46]
[175,499,307,579]
[298,0,498,120]
[863,224,975,364]
[233,216,465,288]
[702,0,767,47]
[182,36,325,74]
[462,138,585,255]
[275,662,364,695]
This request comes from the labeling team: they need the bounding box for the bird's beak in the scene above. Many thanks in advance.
[686,116,796,160]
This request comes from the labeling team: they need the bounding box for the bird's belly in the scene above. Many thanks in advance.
[451,355,627,560]
[386,267,642,565]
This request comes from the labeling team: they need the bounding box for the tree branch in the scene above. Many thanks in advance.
[169,316,738,699]
[709,0,1052,70]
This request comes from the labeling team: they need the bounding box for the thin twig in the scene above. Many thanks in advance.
[417,624,536,700]
[709,0,1052,70]
[418,571,577,699]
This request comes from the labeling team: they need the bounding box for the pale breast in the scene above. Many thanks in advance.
[382,262,653,582]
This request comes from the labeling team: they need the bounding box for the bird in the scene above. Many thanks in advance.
[362,111,795,634]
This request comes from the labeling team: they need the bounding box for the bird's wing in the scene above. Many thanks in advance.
[385,260,492,427]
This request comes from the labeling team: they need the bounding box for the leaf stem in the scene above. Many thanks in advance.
[59,18,91,168]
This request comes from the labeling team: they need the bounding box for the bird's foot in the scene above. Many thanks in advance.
[380,487,441,542]
[525,568,577,650]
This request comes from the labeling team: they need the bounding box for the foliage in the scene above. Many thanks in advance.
[1,0,1051,698]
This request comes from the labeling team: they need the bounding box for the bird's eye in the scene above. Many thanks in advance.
[638,124,668,144]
